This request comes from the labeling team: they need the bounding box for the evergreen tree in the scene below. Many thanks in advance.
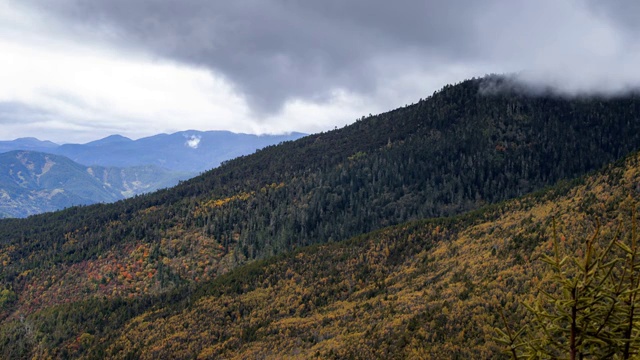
[498,211,640,359]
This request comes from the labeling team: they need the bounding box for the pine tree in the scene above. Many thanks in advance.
[497,211,640,359]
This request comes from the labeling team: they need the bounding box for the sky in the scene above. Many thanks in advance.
[1,0,640,144]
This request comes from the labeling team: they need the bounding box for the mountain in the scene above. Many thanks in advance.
[0,131,306,217]
[24,150,640,359]
[2,76,640,357]
[0,151,185,218]
[4,127,640,359]
[0,138,58,153]
[84,134,133,146]
[51,131,307,173]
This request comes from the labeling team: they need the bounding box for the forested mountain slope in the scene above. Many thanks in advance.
[4,131,640,359]
[2,75,640,339]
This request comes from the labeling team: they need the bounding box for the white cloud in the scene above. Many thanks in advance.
[185,134,201,149]
[0,2,253,142]
[0,34,257,142]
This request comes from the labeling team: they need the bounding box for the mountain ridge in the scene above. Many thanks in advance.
[2,75,640,300]
[0,131,306,217]
[90,150,640,359]
[2,75,640,357]
[5,142,640,359]
[1,130,307,172]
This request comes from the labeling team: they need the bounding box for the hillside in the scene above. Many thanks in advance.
[0,151,184,218]
[87,153,640,359]
[3,132,640,359]
[2,76,640,357]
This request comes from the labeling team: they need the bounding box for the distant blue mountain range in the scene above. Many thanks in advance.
[0,131,306,217]
[0,130,306,173]
[0,137,58,153]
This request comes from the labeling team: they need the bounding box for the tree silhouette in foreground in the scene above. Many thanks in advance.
[497,211,640,359]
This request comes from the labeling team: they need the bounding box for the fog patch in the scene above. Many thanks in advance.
[185,134,201,149]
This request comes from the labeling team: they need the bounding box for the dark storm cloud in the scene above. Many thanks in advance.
[23,0,489,113]
[21,0,640,113]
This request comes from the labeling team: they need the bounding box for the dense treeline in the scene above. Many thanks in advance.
[4,146,640,358]
[2,75,640,320]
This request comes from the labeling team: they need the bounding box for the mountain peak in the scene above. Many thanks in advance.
[0,137,58,148]
[85,134,133,146]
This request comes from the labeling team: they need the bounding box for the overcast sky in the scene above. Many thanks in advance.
[1,0,640,143]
